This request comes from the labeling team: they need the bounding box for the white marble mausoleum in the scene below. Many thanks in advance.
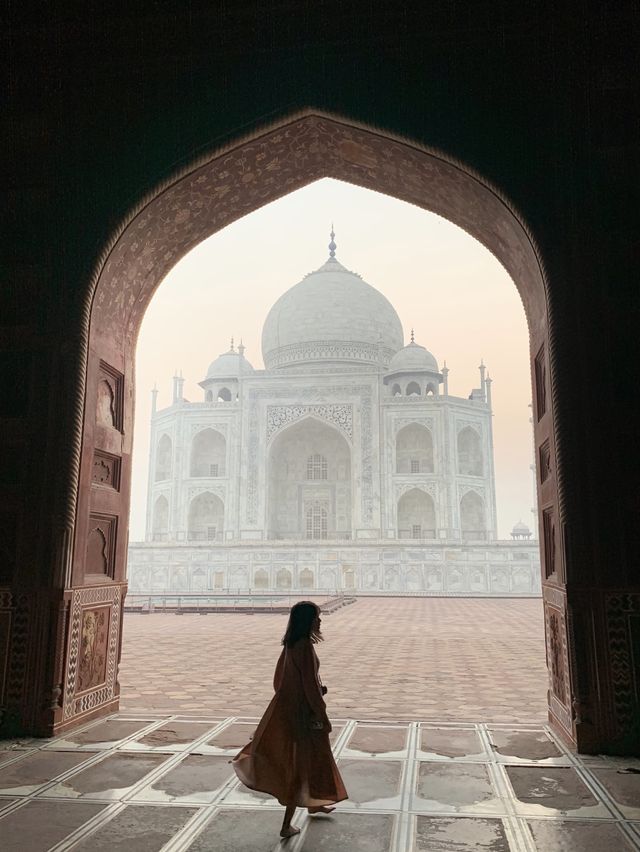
[128,235,541,596]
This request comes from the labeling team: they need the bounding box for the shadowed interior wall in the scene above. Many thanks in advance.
[2,3,639,754]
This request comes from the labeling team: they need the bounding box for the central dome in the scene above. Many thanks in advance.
[262,254,404,370]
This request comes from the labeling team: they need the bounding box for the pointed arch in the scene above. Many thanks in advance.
[457,426,483,476]
[190,428,226,477]
[187,491,224,541]
[460,490,486,540]
[397,487,436,538]
[152,495,169,540]
[267,416,351,540]
[155,434,172,481]
[396,423,434,474]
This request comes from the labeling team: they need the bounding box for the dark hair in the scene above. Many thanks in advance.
[282,601,323,648]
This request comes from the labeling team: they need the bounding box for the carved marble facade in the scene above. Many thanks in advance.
[136,247,539,595]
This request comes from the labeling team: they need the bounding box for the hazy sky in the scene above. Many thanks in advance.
[131,178,535,540]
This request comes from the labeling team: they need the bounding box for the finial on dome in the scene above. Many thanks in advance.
[230,337,235,352]
[410,328,415,344]
[328,224,336,258]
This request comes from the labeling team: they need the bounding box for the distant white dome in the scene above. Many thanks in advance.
[206,348,254,379]
[387,341,439,375]
[261,254,404,370]
[512,521,531,533]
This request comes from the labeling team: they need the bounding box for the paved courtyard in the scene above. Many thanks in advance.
[2,713,640,851]
[4,599,640,851]
[120,598,548,724]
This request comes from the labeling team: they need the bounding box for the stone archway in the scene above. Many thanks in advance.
[48,111,574,746]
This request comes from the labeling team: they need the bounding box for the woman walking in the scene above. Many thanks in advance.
[232,600,348,838]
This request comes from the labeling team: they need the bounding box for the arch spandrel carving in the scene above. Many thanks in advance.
[266,404,353,442]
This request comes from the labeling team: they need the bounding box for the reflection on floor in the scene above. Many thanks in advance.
[1,713,639,851]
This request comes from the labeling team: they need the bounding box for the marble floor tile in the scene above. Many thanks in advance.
[419,728,485,759]
[72,804,198,851]
[507,766,603,816]
[414,815,510,851]
[135,754,235,802]
[414,762,503,814]
[345,725,408,755]
[487,728,563,762]
[185,808,284,851]
[56,719,154,747]
[591,767,640,816]
[338,759,403,807]
[0,750,97,795]
[205,723,255,749]
[302,812,395,851]
[0,800,106,852]
[133,721,215,748]
[43,753,166,799]
[527,818,637,851]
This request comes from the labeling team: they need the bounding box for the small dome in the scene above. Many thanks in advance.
[205,347,254,379]
[387,341,439,375]
[512,520,531,533]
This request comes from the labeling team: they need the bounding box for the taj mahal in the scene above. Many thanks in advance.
[127,234,541,596]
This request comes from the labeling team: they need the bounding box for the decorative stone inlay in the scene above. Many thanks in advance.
[189,422,229,436]
[187,486,226,501]
[605,592,640,733]
[395,482,437,499]
[266,404,353,442]
[394,416,434,434]
[264,340,396,370]
[64,585,122,720]
[458,484,486,499]
[246,386,373,525]
[457,419,483,435]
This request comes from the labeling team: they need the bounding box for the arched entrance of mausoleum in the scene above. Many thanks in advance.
[29,112,594,751]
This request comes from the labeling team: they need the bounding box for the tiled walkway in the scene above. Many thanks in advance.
[1,712,640,851]
[119,598,548,723]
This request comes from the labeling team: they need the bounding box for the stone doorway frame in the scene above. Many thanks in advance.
[46,111,577,746]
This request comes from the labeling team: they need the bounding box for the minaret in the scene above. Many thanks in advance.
[479,359,487,401]
[151,383,158,415]
[442,360,449,396]
[172,370,185,404]
[485,371,492,408]
[238,339,245,359]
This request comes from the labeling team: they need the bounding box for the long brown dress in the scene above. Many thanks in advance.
[232,638,348,807]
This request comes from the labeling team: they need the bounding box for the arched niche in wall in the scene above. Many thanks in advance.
[397,487,436,538]
[190,428,226,477]
[152,495,169,540]
[155,434,172,481]
[187,491,224,540]
[396,423,434,474]
[267,417,351,540]
[457,426,483,476]
[460,490,486,540]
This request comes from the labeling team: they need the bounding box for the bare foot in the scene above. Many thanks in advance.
[308,806,335,815]
[280,825,301,838]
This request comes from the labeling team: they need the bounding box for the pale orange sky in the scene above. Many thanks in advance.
[131,178,536,540]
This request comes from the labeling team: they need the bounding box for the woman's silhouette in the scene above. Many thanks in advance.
[232,600,348,837]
